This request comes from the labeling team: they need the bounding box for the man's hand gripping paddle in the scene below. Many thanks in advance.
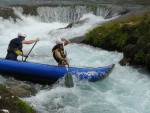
[24,41,37,62]
[63,41,74,88]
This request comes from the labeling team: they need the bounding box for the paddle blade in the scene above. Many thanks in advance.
[64,72,74,88]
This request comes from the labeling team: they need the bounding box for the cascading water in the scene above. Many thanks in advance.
[12,5,110,23]
[0,3,150,113]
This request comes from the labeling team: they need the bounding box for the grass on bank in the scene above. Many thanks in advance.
[85,9,150,65]
[0,84,36,113]
[85,9,150,51]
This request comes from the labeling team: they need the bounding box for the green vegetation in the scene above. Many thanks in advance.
[85,20,134,51]
[0,85,8,93]
[0,84,36,113]
[16,99,34,113]
[84,9,150,70]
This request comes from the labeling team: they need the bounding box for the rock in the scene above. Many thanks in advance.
[119,57,130,66]
[0,7,19,20]
[0,84,36,113]
[70,36,86,43]
[145,53,150,71]
[123,44,135,59]
[6,83,37,98]
[1,109,9,113]
[126,36,138,45]
[62,19,88,29]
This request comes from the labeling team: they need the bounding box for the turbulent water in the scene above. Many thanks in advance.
[0,5,150,113]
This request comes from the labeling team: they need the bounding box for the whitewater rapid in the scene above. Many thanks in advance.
[0,9,150,113]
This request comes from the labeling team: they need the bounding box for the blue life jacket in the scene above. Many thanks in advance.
[5,38,23,60]
[7,38,23,55]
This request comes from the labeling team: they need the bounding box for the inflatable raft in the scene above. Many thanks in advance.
[0,58,115,84]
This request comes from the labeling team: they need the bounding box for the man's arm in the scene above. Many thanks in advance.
[61,38,70,46]
[22,38,40,44]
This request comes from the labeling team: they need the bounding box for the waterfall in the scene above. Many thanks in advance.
[37,6,110,22]
[12,5,110,23]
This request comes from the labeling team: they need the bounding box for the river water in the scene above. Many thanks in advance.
[0,3,150,113]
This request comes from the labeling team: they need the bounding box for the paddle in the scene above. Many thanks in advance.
[63,41,74,88]
[24,41,37,62]
[64,65,74,88]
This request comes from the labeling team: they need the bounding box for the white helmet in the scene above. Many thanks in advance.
[56,39,63,44]
[18,32,27,37]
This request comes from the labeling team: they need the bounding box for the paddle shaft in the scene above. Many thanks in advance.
[63,41,69,67]
[24,41,37,62]
[63,41,73,87]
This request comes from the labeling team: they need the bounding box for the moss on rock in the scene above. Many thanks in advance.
[84,9,150,71]
[0,84,36,113]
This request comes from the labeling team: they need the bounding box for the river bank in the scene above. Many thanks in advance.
[0,84,36,113]
[83,6,150,72]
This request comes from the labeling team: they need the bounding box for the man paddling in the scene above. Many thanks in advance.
[52,38,73,88]
[5,32,40,60]
[52,38,70,66]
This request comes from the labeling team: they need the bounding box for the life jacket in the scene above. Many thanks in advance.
[52,45,67,65]
[7,38,23,56]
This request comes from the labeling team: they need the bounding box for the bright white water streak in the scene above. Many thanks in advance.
[0,10,150,113]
